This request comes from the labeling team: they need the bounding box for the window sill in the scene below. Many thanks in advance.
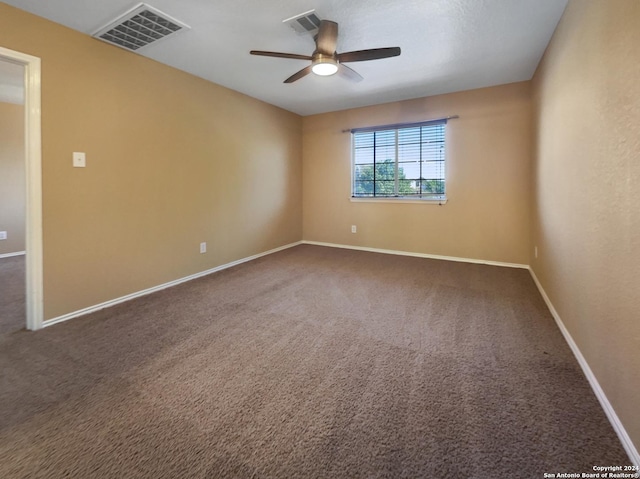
[350,196,447,205]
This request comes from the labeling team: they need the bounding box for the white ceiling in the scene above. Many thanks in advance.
[3,0,567,116]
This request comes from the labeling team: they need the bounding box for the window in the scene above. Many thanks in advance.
[352,120,446,201]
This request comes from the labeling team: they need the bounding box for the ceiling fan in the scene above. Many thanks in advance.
[250,20,401,83]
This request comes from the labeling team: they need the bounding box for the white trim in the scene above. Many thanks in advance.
[42,241,302,328]
[0,251,26,259]
[529,268,640,467]
[302,240,528,269]
[350,197,447,205]
[0,47,43,331]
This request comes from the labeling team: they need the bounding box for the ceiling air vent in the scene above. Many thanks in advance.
[283,10,322,35]
[93,3,190,52]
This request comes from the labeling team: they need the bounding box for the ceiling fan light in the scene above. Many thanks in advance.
[312,61,338,76]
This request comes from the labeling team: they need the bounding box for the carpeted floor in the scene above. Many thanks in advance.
[0,245,629,478]
[0,255,25,335]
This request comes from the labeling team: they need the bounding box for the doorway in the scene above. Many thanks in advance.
[0,60,25,333]
[0,46,42,331]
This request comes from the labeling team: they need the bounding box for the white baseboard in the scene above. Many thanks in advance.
[0,250,26,259]
[302,240,529,269]
[42,241,303,329]
[529,268,640,467]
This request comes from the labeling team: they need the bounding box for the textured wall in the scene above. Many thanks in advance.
[303,82,532,265]
[0,101,25,255]
[532,0,640,453]
[0,4,302,319]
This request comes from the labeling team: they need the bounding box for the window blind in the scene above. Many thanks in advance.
[352,119,446,199]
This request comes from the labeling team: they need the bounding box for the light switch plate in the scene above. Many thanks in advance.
[73,152,86,167]
[0,231,7,240]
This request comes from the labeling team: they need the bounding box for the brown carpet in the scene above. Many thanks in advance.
[0,255,25,335]
[0,245,629,478]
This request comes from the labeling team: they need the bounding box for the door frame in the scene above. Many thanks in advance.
[0,46,43,330]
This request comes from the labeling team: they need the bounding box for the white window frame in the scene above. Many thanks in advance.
[350,119,448,205]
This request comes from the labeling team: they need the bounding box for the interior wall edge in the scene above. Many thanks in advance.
[529,266,640,467]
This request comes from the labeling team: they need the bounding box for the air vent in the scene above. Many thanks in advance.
[93,3,190,52]
[283,10,322,35]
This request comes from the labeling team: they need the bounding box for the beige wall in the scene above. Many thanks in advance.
[0,101,25,255]
[532,0,640,453]
[303,82,532,264]
[0,3,302,319]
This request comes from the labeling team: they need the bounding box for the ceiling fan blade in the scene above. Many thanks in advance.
[250,50,312,61]
[284,65,313,83]
[338,64,363,82]
[337,47,401,63]
[316,20,338,54]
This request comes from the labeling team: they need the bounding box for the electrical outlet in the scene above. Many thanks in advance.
[73,152,86,168]
[0,231,6,240]
[351,225,357,233]
[534,246,538,259]
[200,242,207,254]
